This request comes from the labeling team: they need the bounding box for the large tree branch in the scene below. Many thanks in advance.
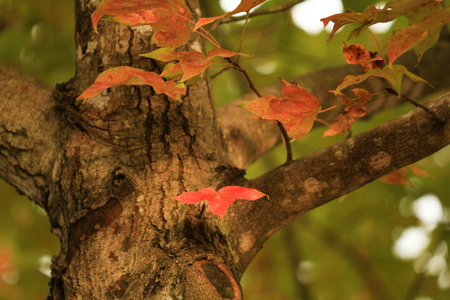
[226,95,449,275]
[218,41,450,169]
[0,67,70,208]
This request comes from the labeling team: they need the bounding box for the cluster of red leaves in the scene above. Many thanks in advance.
[241,79,320,140]
[323,88,370,137]
[324,40,430,136]
[173,186,267,218]
[79,0,264,102]
[91,0,192,48]
[322,0,450,65]
[141,48,247,83]
[78,0,444,213]
[381,165,429,187]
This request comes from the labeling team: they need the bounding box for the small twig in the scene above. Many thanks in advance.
[385,88,444,123]
[314,117,331,127]
[237,13,250,65]
[227,58,293,165]
[226,58,262,97]
[210,66,233,79]
[210,0,305,31]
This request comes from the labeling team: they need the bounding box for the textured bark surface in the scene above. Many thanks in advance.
[0,0,449,299]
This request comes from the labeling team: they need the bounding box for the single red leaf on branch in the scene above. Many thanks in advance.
[173,186,267,218]
[77,66,186,101]
[241,79,320,139]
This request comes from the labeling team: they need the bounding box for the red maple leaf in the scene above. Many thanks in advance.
[343,43,384,73]
[77,66,186,101]
[241,79,320,139]
[388,7,450,65]
[172,186,267,218]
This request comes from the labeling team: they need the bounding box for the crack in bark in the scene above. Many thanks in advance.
[144,96,153,165]
[159,186,169,248]
[161,99,172,161]
[177,104,197,158]
[177,154,186,194]
[127,27,134,66]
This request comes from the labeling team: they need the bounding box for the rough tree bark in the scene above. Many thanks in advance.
[0,0,449,299]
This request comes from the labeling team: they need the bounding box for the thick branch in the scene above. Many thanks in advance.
[0,67,69,208]
[217,41,450,168]
[227,95,449,274]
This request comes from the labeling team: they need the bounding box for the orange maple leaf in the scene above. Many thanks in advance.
[343,43,384,72]
[173,186,267,218]
[91,0,192,48]
[241,79,320,139]
[77,66,186,101]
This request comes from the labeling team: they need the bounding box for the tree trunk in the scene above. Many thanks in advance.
[0,0,449,299]
[45,0,247,298]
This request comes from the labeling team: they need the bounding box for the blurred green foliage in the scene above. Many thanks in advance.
[0,0,449,299]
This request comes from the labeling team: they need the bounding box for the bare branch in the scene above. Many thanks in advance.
[226,95,450,274]
[210,0,305,31]
[0,67,70,208]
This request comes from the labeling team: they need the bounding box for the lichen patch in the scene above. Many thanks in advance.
[369,151,391,170]
[191,40,202,53]
[304,177,328,194]
[238,233,255,253]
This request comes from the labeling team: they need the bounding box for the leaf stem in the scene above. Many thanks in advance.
[314,117,331,127]
[367,29,387,66]
[319,103,342,113]
[210,66,232,79]
[237,13,250,65]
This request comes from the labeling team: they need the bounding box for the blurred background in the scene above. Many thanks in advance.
[0,0,449,299]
